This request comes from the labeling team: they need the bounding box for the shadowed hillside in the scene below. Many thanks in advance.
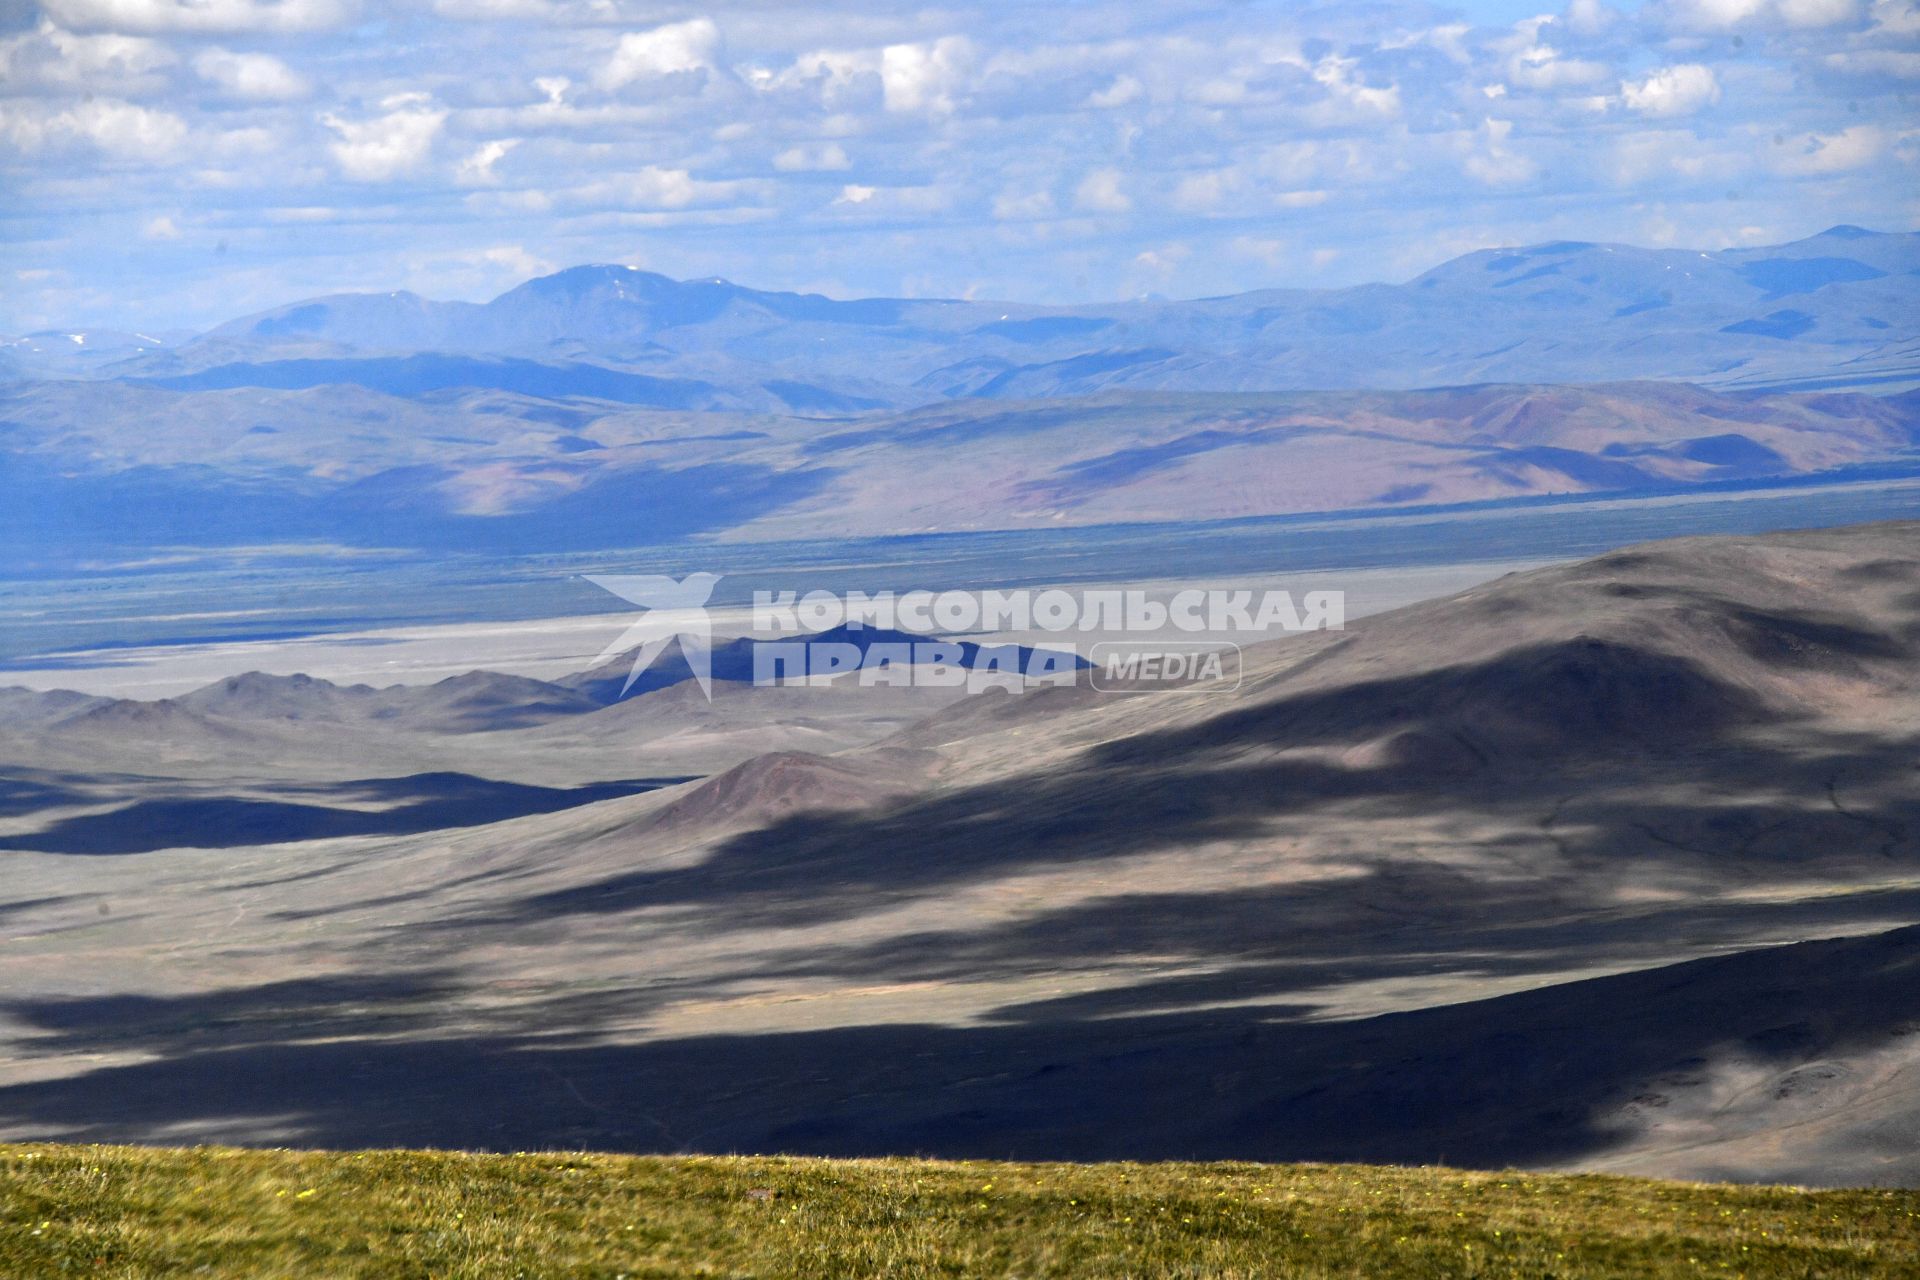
[0,522,1914,1185]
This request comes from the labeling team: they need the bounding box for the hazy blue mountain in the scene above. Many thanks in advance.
[0,329,181,379]
[33,226,1913,401]
[4,378,1914,564]
[1,228,1914,566]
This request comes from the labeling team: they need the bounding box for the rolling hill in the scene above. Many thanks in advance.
[0,521,1914,1184]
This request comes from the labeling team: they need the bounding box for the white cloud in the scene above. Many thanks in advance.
[1463,119,1538,186]
[567,165,754,209]
[827,183,951,214]
[1134,242,1191,276]
[1621,64,1721,117]
[1607,129,1746,184]
[469,243,554,278]
[764,40,973,115]
[455,138,519,185]
[773,141,850,171]
[1380,22,1472,62]
[766,48,881,107]
[41,0,353,34]
[432,0,556,16]
[1823,48,1920,76]
[1562,0,1621,34]
[1174,168,1327,215]
[141,214,180,239]
[600,19,719,90]
[1311,53,1402,114]
[1769,123,1886,173]
[992,188,1054,220]
[1660,0,1771,26]
[321,94,446,182]
[1074,167,1130,213]
[1660,0,1859,26]
[880,36,971,113]
[0,20,174,93]
[1086,74,1143,109]
[193,47,309,100]
[1776,0,1861,24]
[1505,38,1610,91]
[1231,235,1288,266]
[0,97,187,158]
[465,188,552,214]
[1869,0,1920,34]
[1172,169,1234,213]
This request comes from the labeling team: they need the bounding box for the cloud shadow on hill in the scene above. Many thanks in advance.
[0,771,688,855]
[0,924,1912,1182]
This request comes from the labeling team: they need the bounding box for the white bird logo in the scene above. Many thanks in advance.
[584,572,722,700]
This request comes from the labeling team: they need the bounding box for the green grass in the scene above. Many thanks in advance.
[0,1144,1914,1278]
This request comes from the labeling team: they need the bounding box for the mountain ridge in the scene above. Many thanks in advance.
[7,227,1914,400]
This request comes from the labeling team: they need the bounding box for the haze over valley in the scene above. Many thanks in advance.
[5,228,1917,563]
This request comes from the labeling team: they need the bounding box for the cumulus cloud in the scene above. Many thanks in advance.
[1659,0,1860,27]
[1869,0,1920,34]
[764,37,971,113]
[1621,64,1721,116]
[193,47,310,100]
[1310,53,1401,114]
[1769,123,1886,173]
[773,141,850,171]
[0,20,174,93]
[1463,119,1538,186]
[0,97,188,157]
[1823,48,1920,75]
[321,94,446,182]
[1776,0,1862,24]
[42,0,354,34]
[1509,44,1610,90]
[567,165,756,209]
[455,138,518,185]
[992,187,1054,220]
[600,19,719,90]
[1074,167,1130,213]
[1134,242,1191,277]
[1086,74,1142,108]
[880,36,971,113]
[826,183,951,214]
[431,0,558,16]
[469,243,554,278]
[1562,0,1621,34]
[1607,128,1746,184]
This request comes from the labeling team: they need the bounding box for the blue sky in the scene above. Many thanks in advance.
[0,0,1915,332]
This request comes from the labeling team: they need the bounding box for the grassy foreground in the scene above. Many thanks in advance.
[0,1144,1914,1278]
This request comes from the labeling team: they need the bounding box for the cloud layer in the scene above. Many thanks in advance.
[1,0,1915,330]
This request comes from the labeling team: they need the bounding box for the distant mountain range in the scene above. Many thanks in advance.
[1,227,1915,561]
[6,226,1916,403]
